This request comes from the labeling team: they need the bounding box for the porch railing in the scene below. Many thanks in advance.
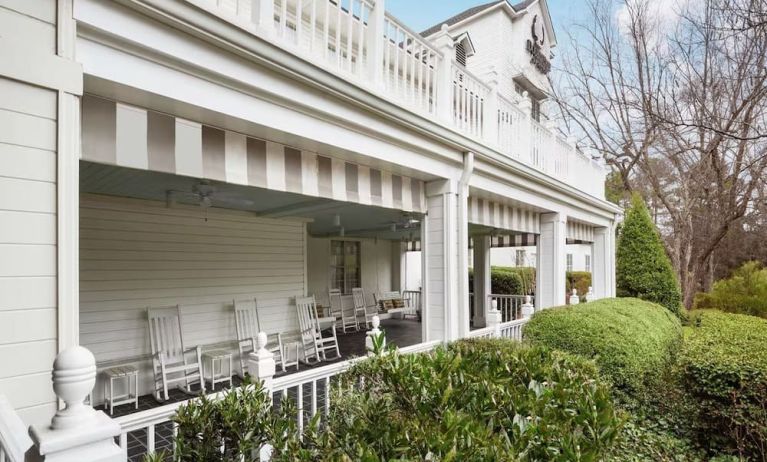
[490,294,534,323]
[402,290,422,311]
[188,0,607,200]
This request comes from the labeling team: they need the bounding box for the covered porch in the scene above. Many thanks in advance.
[77,94,432,419]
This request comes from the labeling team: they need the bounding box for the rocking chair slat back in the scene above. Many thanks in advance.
[148,306,185,364]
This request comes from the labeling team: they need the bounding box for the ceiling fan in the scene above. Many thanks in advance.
[166,180,255,209]
[382,213,421,232]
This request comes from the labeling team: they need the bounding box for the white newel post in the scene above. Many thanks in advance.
[569,288,580,305]
[365,315,385,355]
[248,332,276,394]
[517,92,533,166]
[28,347,124,462]
[486,300,502,338]
[521,295,535,319]
[366,0,385,87]
[251,0,275,36]
[433,24,455,124]
[536,213,567,309]
[472,234,491,328]
[248,333,275,462]
[483,70,500,145]
[586,286,594,302]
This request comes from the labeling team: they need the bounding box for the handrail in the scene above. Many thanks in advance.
[0,396,32,462]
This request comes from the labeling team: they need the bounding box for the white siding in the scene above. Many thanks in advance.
[79,194,306,399]
[0,71,58,425]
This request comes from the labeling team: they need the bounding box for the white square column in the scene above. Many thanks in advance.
[472,235,492,327]
[591,226,616,299]
[421,179,467,342]
[536,213,567,309]
[390,241,407,291]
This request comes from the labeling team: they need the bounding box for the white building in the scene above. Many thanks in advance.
[0,0,619,455]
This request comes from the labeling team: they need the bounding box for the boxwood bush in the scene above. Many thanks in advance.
[270,339,622,461]
[680,310,767,459]
[694,261,767,319]
[566,271,592,301]
[469,266,533,295]
[524,298,682,395]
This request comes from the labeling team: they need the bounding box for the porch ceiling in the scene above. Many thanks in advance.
[80,162,421,240]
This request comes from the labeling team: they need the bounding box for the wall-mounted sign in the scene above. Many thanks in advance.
[526,15,551,74]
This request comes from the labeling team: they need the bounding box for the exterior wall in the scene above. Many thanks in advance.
[0,0,60,426]
[79,194,306,398]
[306,236,394,306]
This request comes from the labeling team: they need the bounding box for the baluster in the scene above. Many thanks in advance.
[297,383,304,435]
[417,43,424,110]
[311,380,317,417]
[324,376,330,416]
[346,0,353,71]
[324,0,330,60]
[119,432,127,451]
[310,0,317,52]
[393,26,400,97]
[296,0,304,45]
[356,1,364,75]
[384,21,391,88]
[147,423,155,454]
[335,1,342,67]
[280,0,287,37]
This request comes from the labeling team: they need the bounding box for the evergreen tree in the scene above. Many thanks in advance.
[616,194,682,316]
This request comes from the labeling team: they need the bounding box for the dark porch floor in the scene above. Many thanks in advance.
[103,319,422,461]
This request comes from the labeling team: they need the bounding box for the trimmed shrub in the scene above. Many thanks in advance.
[271,340,622,461]
[469,266,535,295]
[680,310,767,458]
[524,298,682,394]
[566,271,592,301]
[693,261,767,319]
[616,194,682,316]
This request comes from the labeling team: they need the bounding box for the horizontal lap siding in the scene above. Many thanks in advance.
[79,195,306,394]
[0,7,58,423]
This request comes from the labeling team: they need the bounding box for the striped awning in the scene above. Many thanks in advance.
[469,233,538,248]
[468,197,541,234]
[566,220,595,243]
[81,96,426,213]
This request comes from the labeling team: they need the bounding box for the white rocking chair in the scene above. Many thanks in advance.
[147,306,204,402]
[296,296,341,364]
[329,289,358,333]
[352,287,377,328]
[234,298,285,378]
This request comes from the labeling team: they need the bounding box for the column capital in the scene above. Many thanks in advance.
[425,178,459,197]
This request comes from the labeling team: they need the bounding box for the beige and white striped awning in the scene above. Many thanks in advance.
[81,96,426,213]
[468,197,541,234]
[566,220,595,243]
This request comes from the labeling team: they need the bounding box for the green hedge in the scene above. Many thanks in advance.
[524,298,682,394]
[270,340,622,461]
[566,271,592,302]
[680,311,767,458]
[694,261,767,319]
[468,266,534,295]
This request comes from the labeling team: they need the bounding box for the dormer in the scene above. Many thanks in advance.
[421,0,556,121]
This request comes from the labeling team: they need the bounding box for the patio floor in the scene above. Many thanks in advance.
[103,318,422,461]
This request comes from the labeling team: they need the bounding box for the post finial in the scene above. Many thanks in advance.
[256,332,268,351]
[372,315,380,329]
[51,346,97,430]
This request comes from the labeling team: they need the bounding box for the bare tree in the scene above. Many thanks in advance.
[554,0,767,307]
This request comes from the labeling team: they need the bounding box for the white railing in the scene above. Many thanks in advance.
[452,63,490,138]
[467,318,529,341]
[490,294,531,323]
[0,396,31,462]
[273,0,376,78]
[383,14,441,115]
[189,0,607,200]
[402,290,421,312]
[497,94,524,159]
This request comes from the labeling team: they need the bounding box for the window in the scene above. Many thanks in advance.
[531,99,541,122]
[515,249,526,267]
[566,253,573,272]
[330,241,361,294]
[455,41,467,67]
[585,255,591,272]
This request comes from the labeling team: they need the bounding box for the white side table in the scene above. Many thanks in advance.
[103,366,139,415]
[202,350,233,389]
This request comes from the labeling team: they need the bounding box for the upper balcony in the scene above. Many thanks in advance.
[184,0,606,199]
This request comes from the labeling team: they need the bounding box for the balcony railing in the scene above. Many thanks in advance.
[191,0,607,199]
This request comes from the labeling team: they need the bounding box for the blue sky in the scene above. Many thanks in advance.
[386,0,585,49]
